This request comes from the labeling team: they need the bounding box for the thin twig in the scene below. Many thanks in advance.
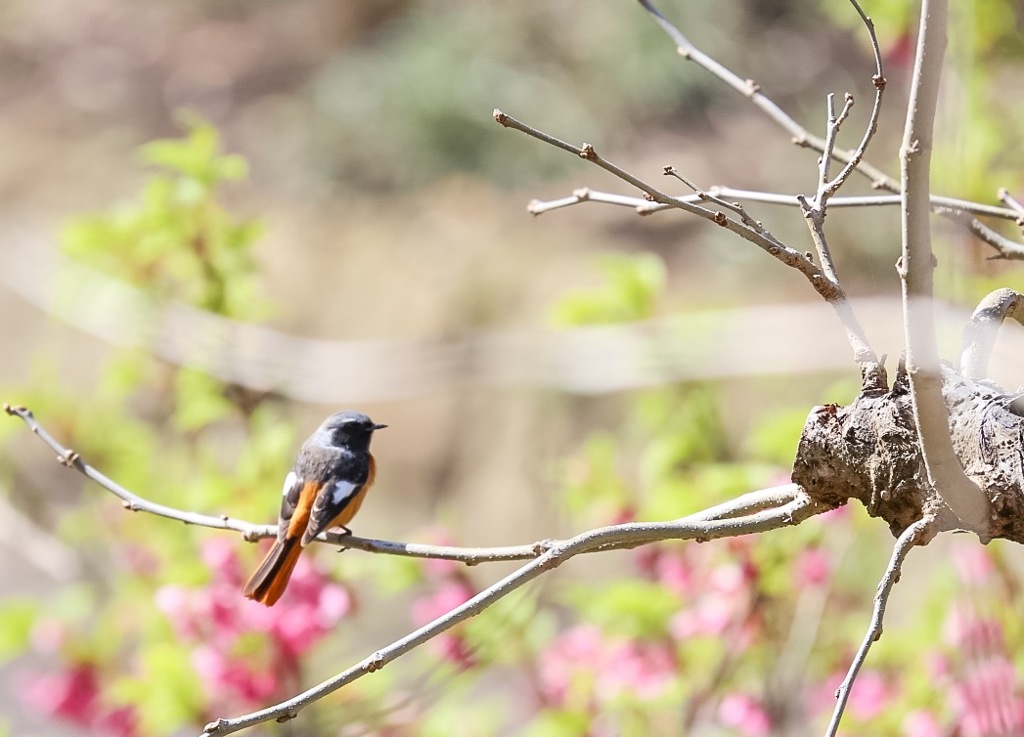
[637,0,1024,260]
[494,110,838,299]
[898,0,989,537]
[495,109,892,373]
[202,491,827,736]
[823,517,935,737]
[2,403,802,565]
[528,188,1024,218]
[997,188,1024,216]
[959,288,1024,380]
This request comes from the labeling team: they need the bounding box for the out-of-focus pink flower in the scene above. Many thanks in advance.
[795,547,831,587]
[711,562,747,594]
[30,617,69,653]
[201,537,244,586]
[22,663,138,737]
[411,579,475,627]
[848,670,889,720]
[94,705,138,737]
[817,505,851,525]
[539,625,607,704]
[539,625,676,705]
[670,595,735,639]
[902,710,943,737]
[431,632,477,670]
[23,664,98,723]
[952,545,995,584]
[719,693,772,736]
[156,539,355,708]
[410,578,478,669]
[926,653,950,680]
[942,609,1004,652]
[951,657,1023,737]
[600,641,675,700]
[192,644,278,702]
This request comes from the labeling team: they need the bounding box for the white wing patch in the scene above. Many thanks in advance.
[281,471,298,496]
[330,479,359,505]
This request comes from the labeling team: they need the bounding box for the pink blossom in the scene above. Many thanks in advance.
[952,544,995,584]
[94,706,138,737]
[420,529,462,578]
[795,547,831,587]
[539,625,606,703]
[952,657,1023,737]
[23,664,98,723]
[942,609,1004,652]
[719,693,772,736]
[22,663,138,737]
[670,594,737,639]
[925,652,950,680]
[710,562,747,594]
[902,710,943,737]
[539,626,676,704]
[201,537,244,586]
[847,670,889,720]
[815,504,851,526]
[411,580,475,627]
[652,551,697,597]
[29,617,69,653]
[156,540,355,706]
[599,641,676,700]
[192,644,278,702]
[317,583,353,622]
[431,632,477,670]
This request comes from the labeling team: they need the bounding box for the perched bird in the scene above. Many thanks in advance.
[243,411,386,606]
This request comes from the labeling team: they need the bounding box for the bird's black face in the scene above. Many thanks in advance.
[321,411,387,451]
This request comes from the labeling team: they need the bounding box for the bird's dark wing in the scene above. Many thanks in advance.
[276,470,304,541]
[303,454,369,545]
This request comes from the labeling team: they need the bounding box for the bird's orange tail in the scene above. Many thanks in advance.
[242,537,302,606]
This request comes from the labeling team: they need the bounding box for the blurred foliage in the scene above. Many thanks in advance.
[2,0,1024,734]
[61,112,266,319]
[309,1,717,190]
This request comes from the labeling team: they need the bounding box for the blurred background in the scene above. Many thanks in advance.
[1,0,1023,735]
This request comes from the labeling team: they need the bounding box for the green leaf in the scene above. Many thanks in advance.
[549,253,666,326]
[522,710,590,737]
[0,599,41,658]
[565,579,679,638]
[173,369,234,431]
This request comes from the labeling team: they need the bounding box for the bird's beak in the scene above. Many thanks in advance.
[373,423,388,430]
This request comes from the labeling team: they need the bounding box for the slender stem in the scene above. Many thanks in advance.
[202,492,826,736]
[823,517,934,737]
[2,403,802,566]
[637,0,1024,260]
[898,0,989,536]
[529,188,1024,219]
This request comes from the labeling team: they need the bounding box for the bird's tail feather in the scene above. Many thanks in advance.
[242,538,302,607]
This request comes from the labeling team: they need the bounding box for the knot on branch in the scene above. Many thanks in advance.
[792,365,1023,541]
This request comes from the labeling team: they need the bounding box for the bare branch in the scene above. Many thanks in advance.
[898,0,989,537]
[938,208,1024,261]
[997,188,1024,216]
[529,188,1024,219]
[637,0,1024,260]
[3,403,803,568]
[202,490,827,736]
[824,516,936,737]
[960,288,1024,380]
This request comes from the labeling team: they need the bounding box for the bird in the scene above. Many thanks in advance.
[243,410,386,606]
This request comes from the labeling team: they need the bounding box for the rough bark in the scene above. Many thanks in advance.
[793,363,1024,541]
